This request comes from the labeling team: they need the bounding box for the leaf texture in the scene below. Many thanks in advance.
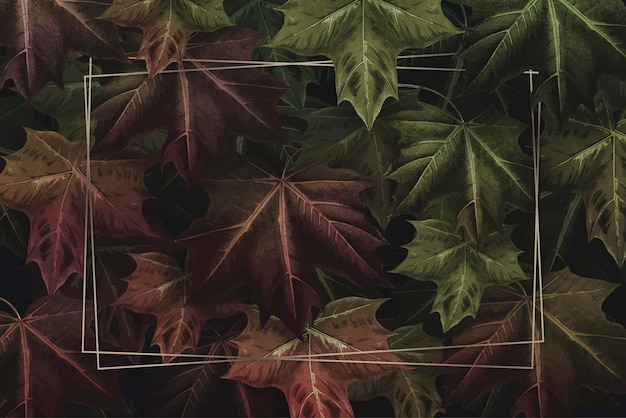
[178,159,390,335]
[0,294,129,416]
[348,325,444,418]
[451,0,626,121]
[223,297,406,418]
[0,129,156,293]
[391,219,526,331]
[114,252,243,360]
[92,28,289,184]
[387,102,532,244]
[227,0,317,110]
[0,0,126,101]
[443,268,626,417]
[542,98,626,266]
[270,0,461,128]
[294,91,427,229]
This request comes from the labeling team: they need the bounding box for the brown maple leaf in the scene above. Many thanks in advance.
[223,298,407,418]
[0,0,127,101]
[91,27,289,184]
[177,159,390,335]
[113,252,243,360]
[100,0,234,76]
[0,294,130,416]
[0,129,157,293]
[442,268,626,417]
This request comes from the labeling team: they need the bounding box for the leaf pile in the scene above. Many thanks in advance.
[1,0,626,416]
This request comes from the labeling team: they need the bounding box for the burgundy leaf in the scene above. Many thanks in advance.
[0,294,130,416]
[0,0,126,101]
[92,27,289,184]
[178,159,390,335]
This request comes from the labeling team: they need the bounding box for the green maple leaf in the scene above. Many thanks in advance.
[348,325,444,417]
[270,0,461,128]
[387,101,533,244]
[101,0,233,75]
[391,219,526,331]
[30,54,102,141]
[227,0,317,110]
[294,92,425,229]
[542,95,626,266]
[450,0,626,122]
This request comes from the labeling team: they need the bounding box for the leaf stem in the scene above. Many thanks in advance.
[0,297,21,319]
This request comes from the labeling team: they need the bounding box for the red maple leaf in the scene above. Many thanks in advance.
[177,159,390,335]
[0,0,126,101]
[113,252,243,360]
[223,298,407,418]
[0,129,157,293]
[0,294,130,416]
[91,27,289,184]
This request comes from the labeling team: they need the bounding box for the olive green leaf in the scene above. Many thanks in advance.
[134,129,168,155]
[541,95,626,266]
[450,0,626,122]
[30,54,102,141]
[294,92,424,229]
[226,0,317,110]
[270,0,461,128]
[0,54,99,141]
[387,101,532,244]
[391,219,526,331]
[348,325,444,418]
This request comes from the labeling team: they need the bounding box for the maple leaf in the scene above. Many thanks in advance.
[0,129,156,293]
[348,325,444,418]
[140,330,239,416]
[177,159,390,334]
[391,219,526,331]
[542,95,626,266]
[449,0,626,122]
[101,0,233,76]
[443,268,626,417]
[28,54,103,141]
[269,0,461,128]
[223,297,407,418]
[294,91,429,230]
[91,28,289,184]
[0,294,129,416]
[226,0,317,111]
[387,101,533,244]
[113,252,243,360]
[0,0,126,101]
[0,53,100,141]
[136,317,285,417]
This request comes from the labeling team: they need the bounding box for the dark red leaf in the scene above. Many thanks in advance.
[178,160,390,334]
[0,294,130,416]
[92,27,289,184]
